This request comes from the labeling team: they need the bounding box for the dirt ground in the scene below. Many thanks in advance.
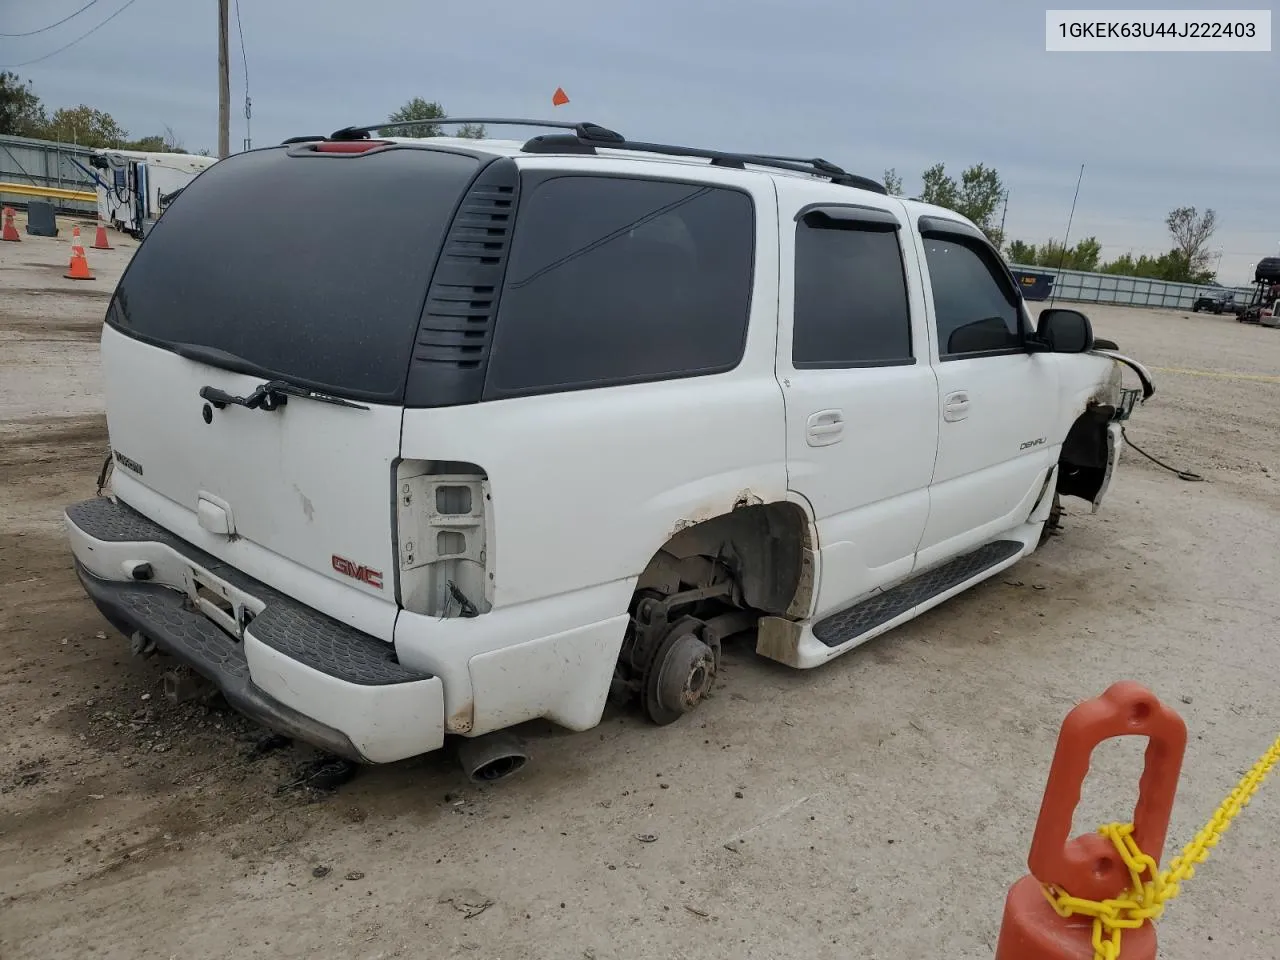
[3,214,1279,959]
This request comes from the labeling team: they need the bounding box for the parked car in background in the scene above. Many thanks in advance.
[1192,288,1238,314]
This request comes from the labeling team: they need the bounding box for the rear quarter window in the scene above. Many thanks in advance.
[482,174,756,398]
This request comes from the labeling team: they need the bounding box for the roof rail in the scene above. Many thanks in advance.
[327,117,624,143]
[735,153,887,194]
[316,116,886,193]
[522,135,887,194]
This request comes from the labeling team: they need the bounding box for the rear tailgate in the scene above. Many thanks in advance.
[99,142,485,635]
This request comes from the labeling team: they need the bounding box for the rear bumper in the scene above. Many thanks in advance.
[66,498,445,763]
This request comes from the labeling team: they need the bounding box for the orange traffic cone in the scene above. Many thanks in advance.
[1,206,19,242]
[65,227,94,280]
[92,221,113,250]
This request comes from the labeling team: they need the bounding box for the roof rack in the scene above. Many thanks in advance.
[523,136,887,194]
[316,117,886,194]
[327,117,624,143]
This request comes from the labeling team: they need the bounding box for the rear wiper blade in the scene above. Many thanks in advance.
[172,340,271,377]
[199,380,368,412]
[173,342,370,410]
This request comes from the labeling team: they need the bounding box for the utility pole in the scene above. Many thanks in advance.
[217,0,230,158]
[998,190,1009,241]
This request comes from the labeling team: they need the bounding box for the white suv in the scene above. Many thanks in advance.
[65,119,1154,780]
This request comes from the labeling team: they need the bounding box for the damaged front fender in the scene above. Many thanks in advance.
[1092,348,1156,404]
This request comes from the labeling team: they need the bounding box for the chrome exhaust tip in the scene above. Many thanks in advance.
[454,731,529,783]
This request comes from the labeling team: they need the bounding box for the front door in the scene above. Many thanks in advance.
[777,192,940,620]
[910,220,1059,568]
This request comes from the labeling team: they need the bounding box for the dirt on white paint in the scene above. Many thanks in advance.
[3,216,1279,959]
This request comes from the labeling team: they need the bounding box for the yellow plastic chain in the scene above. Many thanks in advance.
[1040,732,1280,960]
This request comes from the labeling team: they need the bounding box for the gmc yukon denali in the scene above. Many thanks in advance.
[65,118,1155,780]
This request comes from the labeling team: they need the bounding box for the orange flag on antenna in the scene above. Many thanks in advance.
[552,87,570,106]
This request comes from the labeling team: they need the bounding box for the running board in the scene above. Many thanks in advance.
[812,540,1024,647]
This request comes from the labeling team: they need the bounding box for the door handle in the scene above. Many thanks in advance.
[806,409,845,446]
[943,391,970,422]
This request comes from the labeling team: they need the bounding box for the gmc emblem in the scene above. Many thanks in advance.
[331,554,384,590]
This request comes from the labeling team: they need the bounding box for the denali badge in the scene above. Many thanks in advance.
[1019,437,1047,451]
[332,554,384,590]
[113,449,144,476]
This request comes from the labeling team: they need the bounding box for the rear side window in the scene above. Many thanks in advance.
[792,212,912,367]
[108,146,481,402]
[483,175,755,398]
[924,236,1024,357]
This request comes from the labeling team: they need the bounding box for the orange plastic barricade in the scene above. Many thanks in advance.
[995,681,1187,960]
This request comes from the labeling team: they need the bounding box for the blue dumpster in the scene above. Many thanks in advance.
[1010,269,1055,301]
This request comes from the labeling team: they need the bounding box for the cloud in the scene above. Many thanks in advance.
[10,0,1271,281]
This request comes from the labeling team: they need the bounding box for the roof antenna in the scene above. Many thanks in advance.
[1048,163,1085,309]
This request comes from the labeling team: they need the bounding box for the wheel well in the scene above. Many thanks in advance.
[635,501,813,618]
[1057,404,1114,502]
[611,502,814,710]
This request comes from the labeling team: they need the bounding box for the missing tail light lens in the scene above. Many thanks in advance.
[396,461,491,617]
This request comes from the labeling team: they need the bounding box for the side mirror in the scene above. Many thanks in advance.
[1035,308,1094,353]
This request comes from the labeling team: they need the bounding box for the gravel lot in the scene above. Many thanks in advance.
[3,215,1279,959]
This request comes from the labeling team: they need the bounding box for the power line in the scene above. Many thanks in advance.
[0,1,99,38]
[0,0,140,69]
[233,0,248,89]
[234,0,251,150]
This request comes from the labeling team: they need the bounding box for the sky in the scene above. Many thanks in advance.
[3,0,1275,284]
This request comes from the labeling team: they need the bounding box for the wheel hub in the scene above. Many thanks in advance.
[644,627,717,725]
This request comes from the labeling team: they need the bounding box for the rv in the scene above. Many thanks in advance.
[87,149,218,238]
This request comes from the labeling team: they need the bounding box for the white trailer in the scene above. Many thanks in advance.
[88,149,218,238]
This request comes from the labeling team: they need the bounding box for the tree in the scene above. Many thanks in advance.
[162,123,185,152]
[387,97,446,137]
[124,123,187,153]
[38,105,127,147]
[0,71,46,137]
[916,162,1005,245]
[1004,236,1101,271]
[956,163,1005,245]
[1006,239,1037,264]
[1098,249,1215,284]
[1098,253,1138,276]
[125,135,167,152]
[386,99,483,138]
[919,163,958,210]
[882,167,903,195]
[1166,206,1217,278]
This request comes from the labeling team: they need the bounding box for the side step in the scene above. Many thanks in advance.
[813,540,1023,647]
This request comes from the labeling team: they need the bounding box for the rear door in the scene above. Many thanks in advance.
[775,186,940,619]
[100,143,486,637]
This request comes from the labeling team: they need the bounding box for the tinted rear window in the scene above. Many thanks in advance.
[108,146,481,402]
